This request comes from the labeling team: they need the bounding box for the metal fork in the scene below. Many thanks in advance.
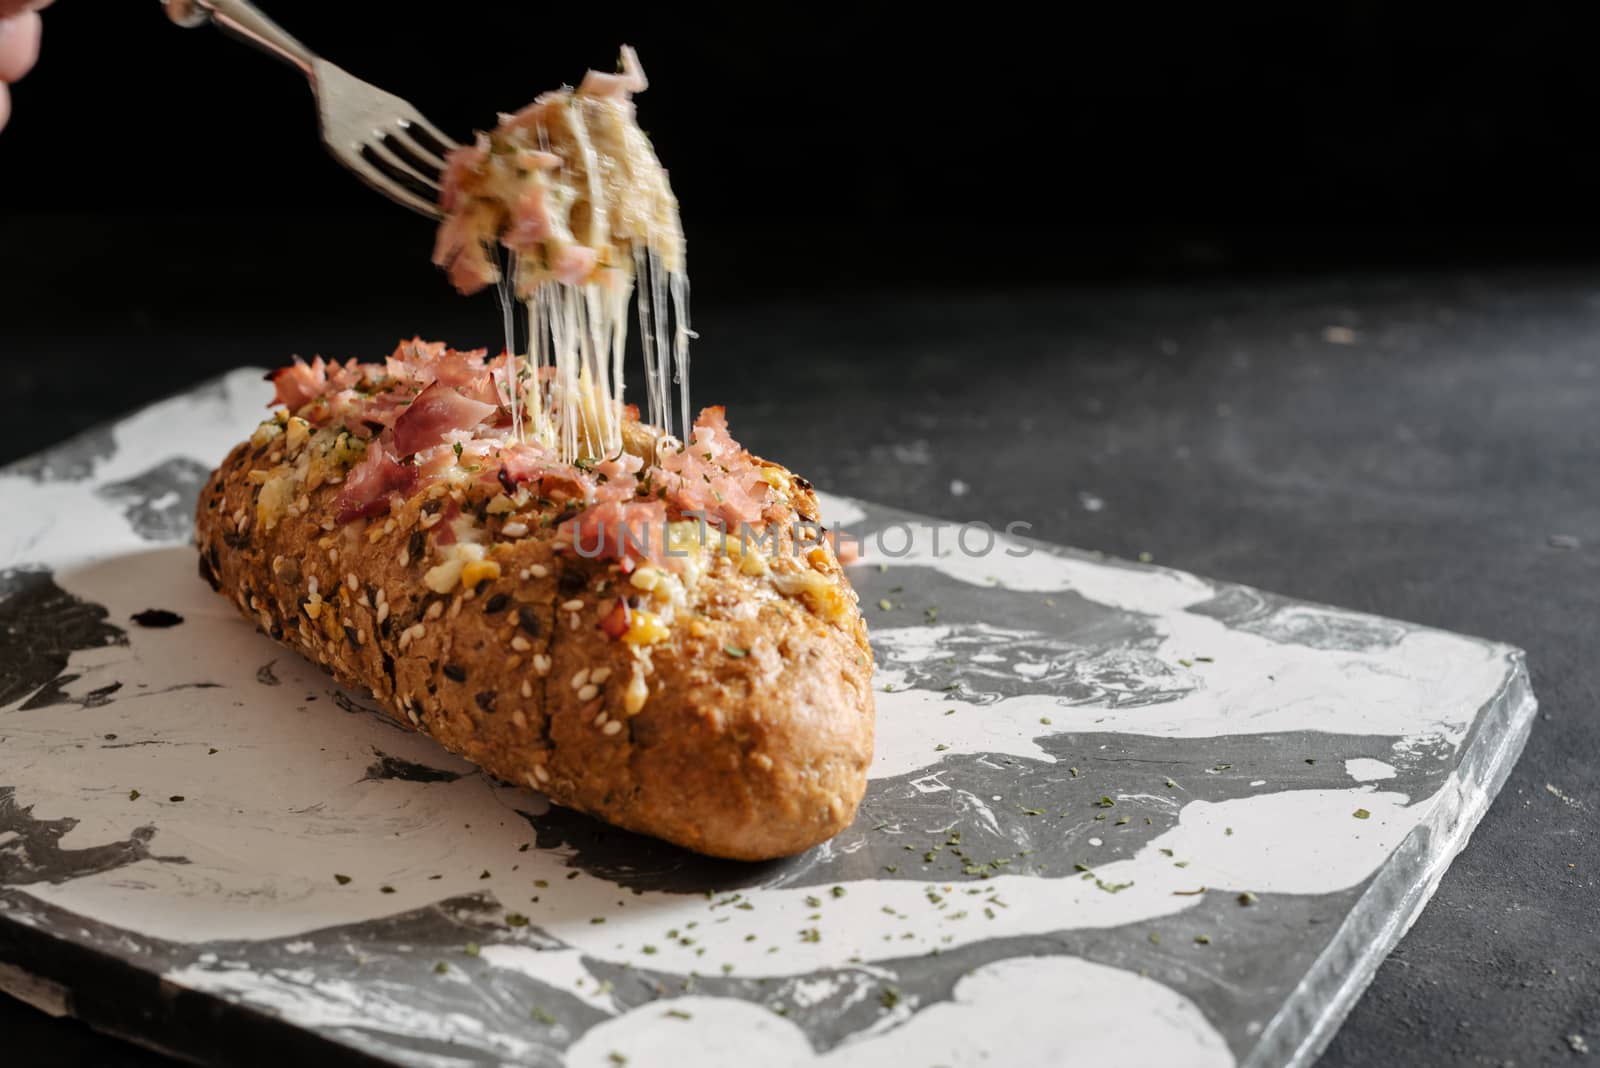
[162,0,459,219]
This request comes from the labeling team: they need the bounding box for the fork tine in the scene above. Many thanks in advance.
[382,129,444,179]
[362,138,440,195]
[397,117,460,161]
[342,145,441,219]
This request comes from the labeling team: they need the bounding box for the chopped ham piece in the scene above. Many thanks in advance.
[438,135,489,214]
[393,382,497,457]
[271,356,363,413]
[432,498,462,546]
[578,45,649,99]
[548,244,600,286]
[428,354,501,406]
[499,444,595,504]
[560,499,667,568]
[270,358,326,412]
[655,406,770,528]
[591,451,644,504]
[334,441,417,524]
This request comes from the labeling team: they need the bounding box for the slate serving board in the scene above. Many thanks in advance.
[0,370,1536,1068]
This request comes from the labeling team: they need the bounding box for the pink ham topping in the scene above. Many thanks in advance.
[334,440,418,524]
[576,45,649,100]
[558,499,667,569]
[438,135,489,214]
[391,382,498,457]
[497,445,595,504]
[654,406,772,528]
[270,356,362,412]
[269,345,783,551]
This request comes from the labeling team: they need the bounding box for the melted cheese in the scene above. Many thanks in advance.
[447,46,690,463]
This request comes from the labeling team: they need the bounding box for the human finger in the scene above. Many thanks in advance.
[0,12,42,83]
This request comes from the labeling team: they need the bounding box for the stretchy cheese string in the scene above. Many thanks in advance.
[479,65,689,465]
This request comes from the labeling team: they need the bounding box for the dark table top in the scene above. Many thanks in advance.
[3,244,1595,1064]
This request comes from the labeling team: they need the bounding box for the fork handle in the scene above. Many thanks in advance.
[163,0,316,77]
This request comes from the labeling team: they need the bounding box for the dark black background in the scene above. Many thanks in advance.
[3,3,1598,1066]
[7,2,1600,459]
[6,2,1600,327]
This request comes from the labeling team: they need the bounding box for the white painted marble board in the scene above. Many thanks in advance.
[0,371,1536,1067]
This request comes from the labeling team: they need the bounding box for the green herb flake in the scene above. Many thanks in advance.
[723,645,748,658]
[877,599,893,611]
[608,1053,628,1066]
[434,961,450,974]
[805,895,822,908]
[664,1008,692,1020]
[334,873,352,885]
[1353,808,1371,820]
[128,789,141,801]
[464,942,481,956]
[831,886,847,898]
[1021,807,1044,816]
[1039,716,1053,725]
[1148,932,1162,944]
[532,1006,557,1025]
[1095,796,1115,808]
[1194,934,1212,945]
[505,913,530,927]
[590,916,606,924]
[1165,778,1179,789]
[1237,891,1259,906]
[879,987,902,1009]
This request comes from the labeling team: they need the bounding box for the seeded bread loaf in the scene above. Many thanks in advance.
[194,411,876,861]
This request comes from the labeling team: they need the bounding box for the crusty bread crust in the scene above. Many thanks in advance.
[194,430,875,861]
